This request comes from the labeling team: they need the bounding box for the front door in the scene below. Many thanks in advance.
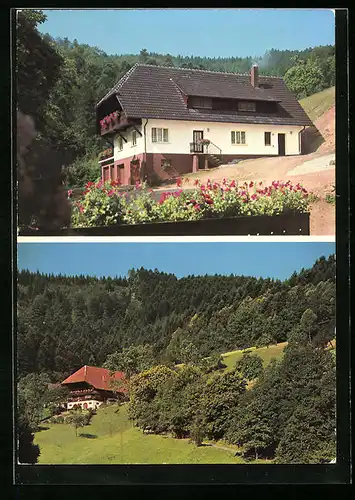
[278,133,286,156]
[193,130,204,153]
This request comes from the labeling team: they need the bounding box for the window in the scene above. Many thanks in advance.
[152,127,169,143]
[238,101,256,112]
[132,130,137,146]
[190,97,213,109]
[264,132,271,146]
[231,131,246,145]
[117,136,123,151]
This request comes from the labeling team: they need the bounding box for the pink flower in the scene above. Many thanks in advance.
[135,181,141,189]
[230,180,236,188]
[194,204,201,210]
[251,194,257,200]
[79,205,84,213]
[67,189,73,198]
[107,189,115,196]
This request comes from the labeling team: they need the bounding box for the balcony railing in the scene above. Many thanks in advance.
[189,140,222,158]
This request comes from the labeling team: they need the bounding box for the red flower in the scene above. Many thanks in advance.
[230,180,236,188]
[194,179,200,186]
[251,194,257,201]
[79,205,84,213]
[176,178,182,187]
[249,181,254,188]
[67,189,73,198]
[194,204,201,210]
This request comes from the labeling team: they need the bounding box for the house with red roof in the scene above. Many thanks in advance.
[61,365,127,410]
[96,63,313,185]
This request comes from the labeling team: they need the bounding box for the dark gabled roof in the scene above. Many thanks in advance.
[170,73,279,102]
[97,64,313,127]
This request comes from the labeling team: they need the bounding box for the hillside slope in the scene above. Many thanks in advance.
[299,86,335,122]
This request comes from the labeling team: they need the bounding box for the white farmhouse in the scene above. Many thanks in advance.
[96,63,313,185]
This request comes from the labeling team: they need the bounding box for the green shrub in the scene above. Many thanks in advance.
[71,180,123,227]
[235,352,264,380]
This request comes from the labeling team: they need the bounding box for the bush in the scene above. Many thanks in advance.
[235,353,264,380]
[71,179,311,228]
[71,180,124,227]
[64,154,101,189]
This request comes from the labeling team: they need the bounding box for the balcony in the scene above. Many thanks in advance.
[190,140,222,158]
[100,111,121,136]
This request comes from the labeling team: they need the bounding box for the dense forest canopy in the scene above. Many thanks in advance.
[17,254,336,464]
[17,10,336,190]
[17,254,336,382]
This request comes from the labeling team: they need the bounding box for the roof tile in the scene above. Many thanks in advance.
[97,64,313,127]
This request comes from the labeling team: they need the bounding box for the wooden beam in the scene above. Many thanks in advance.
[118,132,128,143]
[131,124,142,136]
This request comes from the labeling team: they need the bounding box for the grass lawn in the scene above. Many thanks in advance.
[222,342,288,372]
[299,86,335,122]
[34,404,270,464]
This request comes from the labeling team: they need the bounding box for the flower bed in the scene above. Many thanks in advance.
[66,178,311,235]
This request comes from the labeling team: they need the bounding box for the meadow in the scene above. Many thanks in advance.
[34,404,270,464]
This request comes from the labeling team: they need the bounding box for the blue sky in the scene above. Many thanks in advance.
[17,242,335,281]
[37,9,335,58]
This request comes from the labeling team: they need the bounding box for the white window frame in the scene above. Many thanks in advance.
[152,127,169,143]
[238,101,256,112]
[231,130,247,145]
[132,130,137,146]
[117,136,123,151]
[264,131,271,146]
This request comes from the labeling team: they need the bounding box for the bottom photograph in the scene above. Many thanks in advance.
[17,240,336,466]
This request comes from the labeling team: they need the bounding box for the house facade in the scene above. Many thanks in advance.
[96,64,313,185]
[61,365,127,410]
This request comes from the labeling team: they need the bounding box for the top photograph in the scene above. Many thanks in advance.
[16,8,337,236]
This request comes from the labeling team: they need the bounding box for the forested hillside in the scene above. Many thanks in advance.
[17,10,336,192]
[17,254,336,381]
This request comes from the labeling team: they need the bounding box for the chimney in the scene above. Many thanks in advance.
[251,64,259,88]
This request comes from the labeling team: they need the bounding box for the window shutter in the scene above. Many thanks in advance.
[241,132,246,144]
[163,129,169,142]
[152,128,157,142]
[157,128,162,142]
[231,131,235,144]
[236,131,241,144]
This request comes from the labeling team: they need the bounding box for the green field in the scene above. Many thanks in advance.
[299,86,335,122]
[34,404,270,464]
[222,342,288,372]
